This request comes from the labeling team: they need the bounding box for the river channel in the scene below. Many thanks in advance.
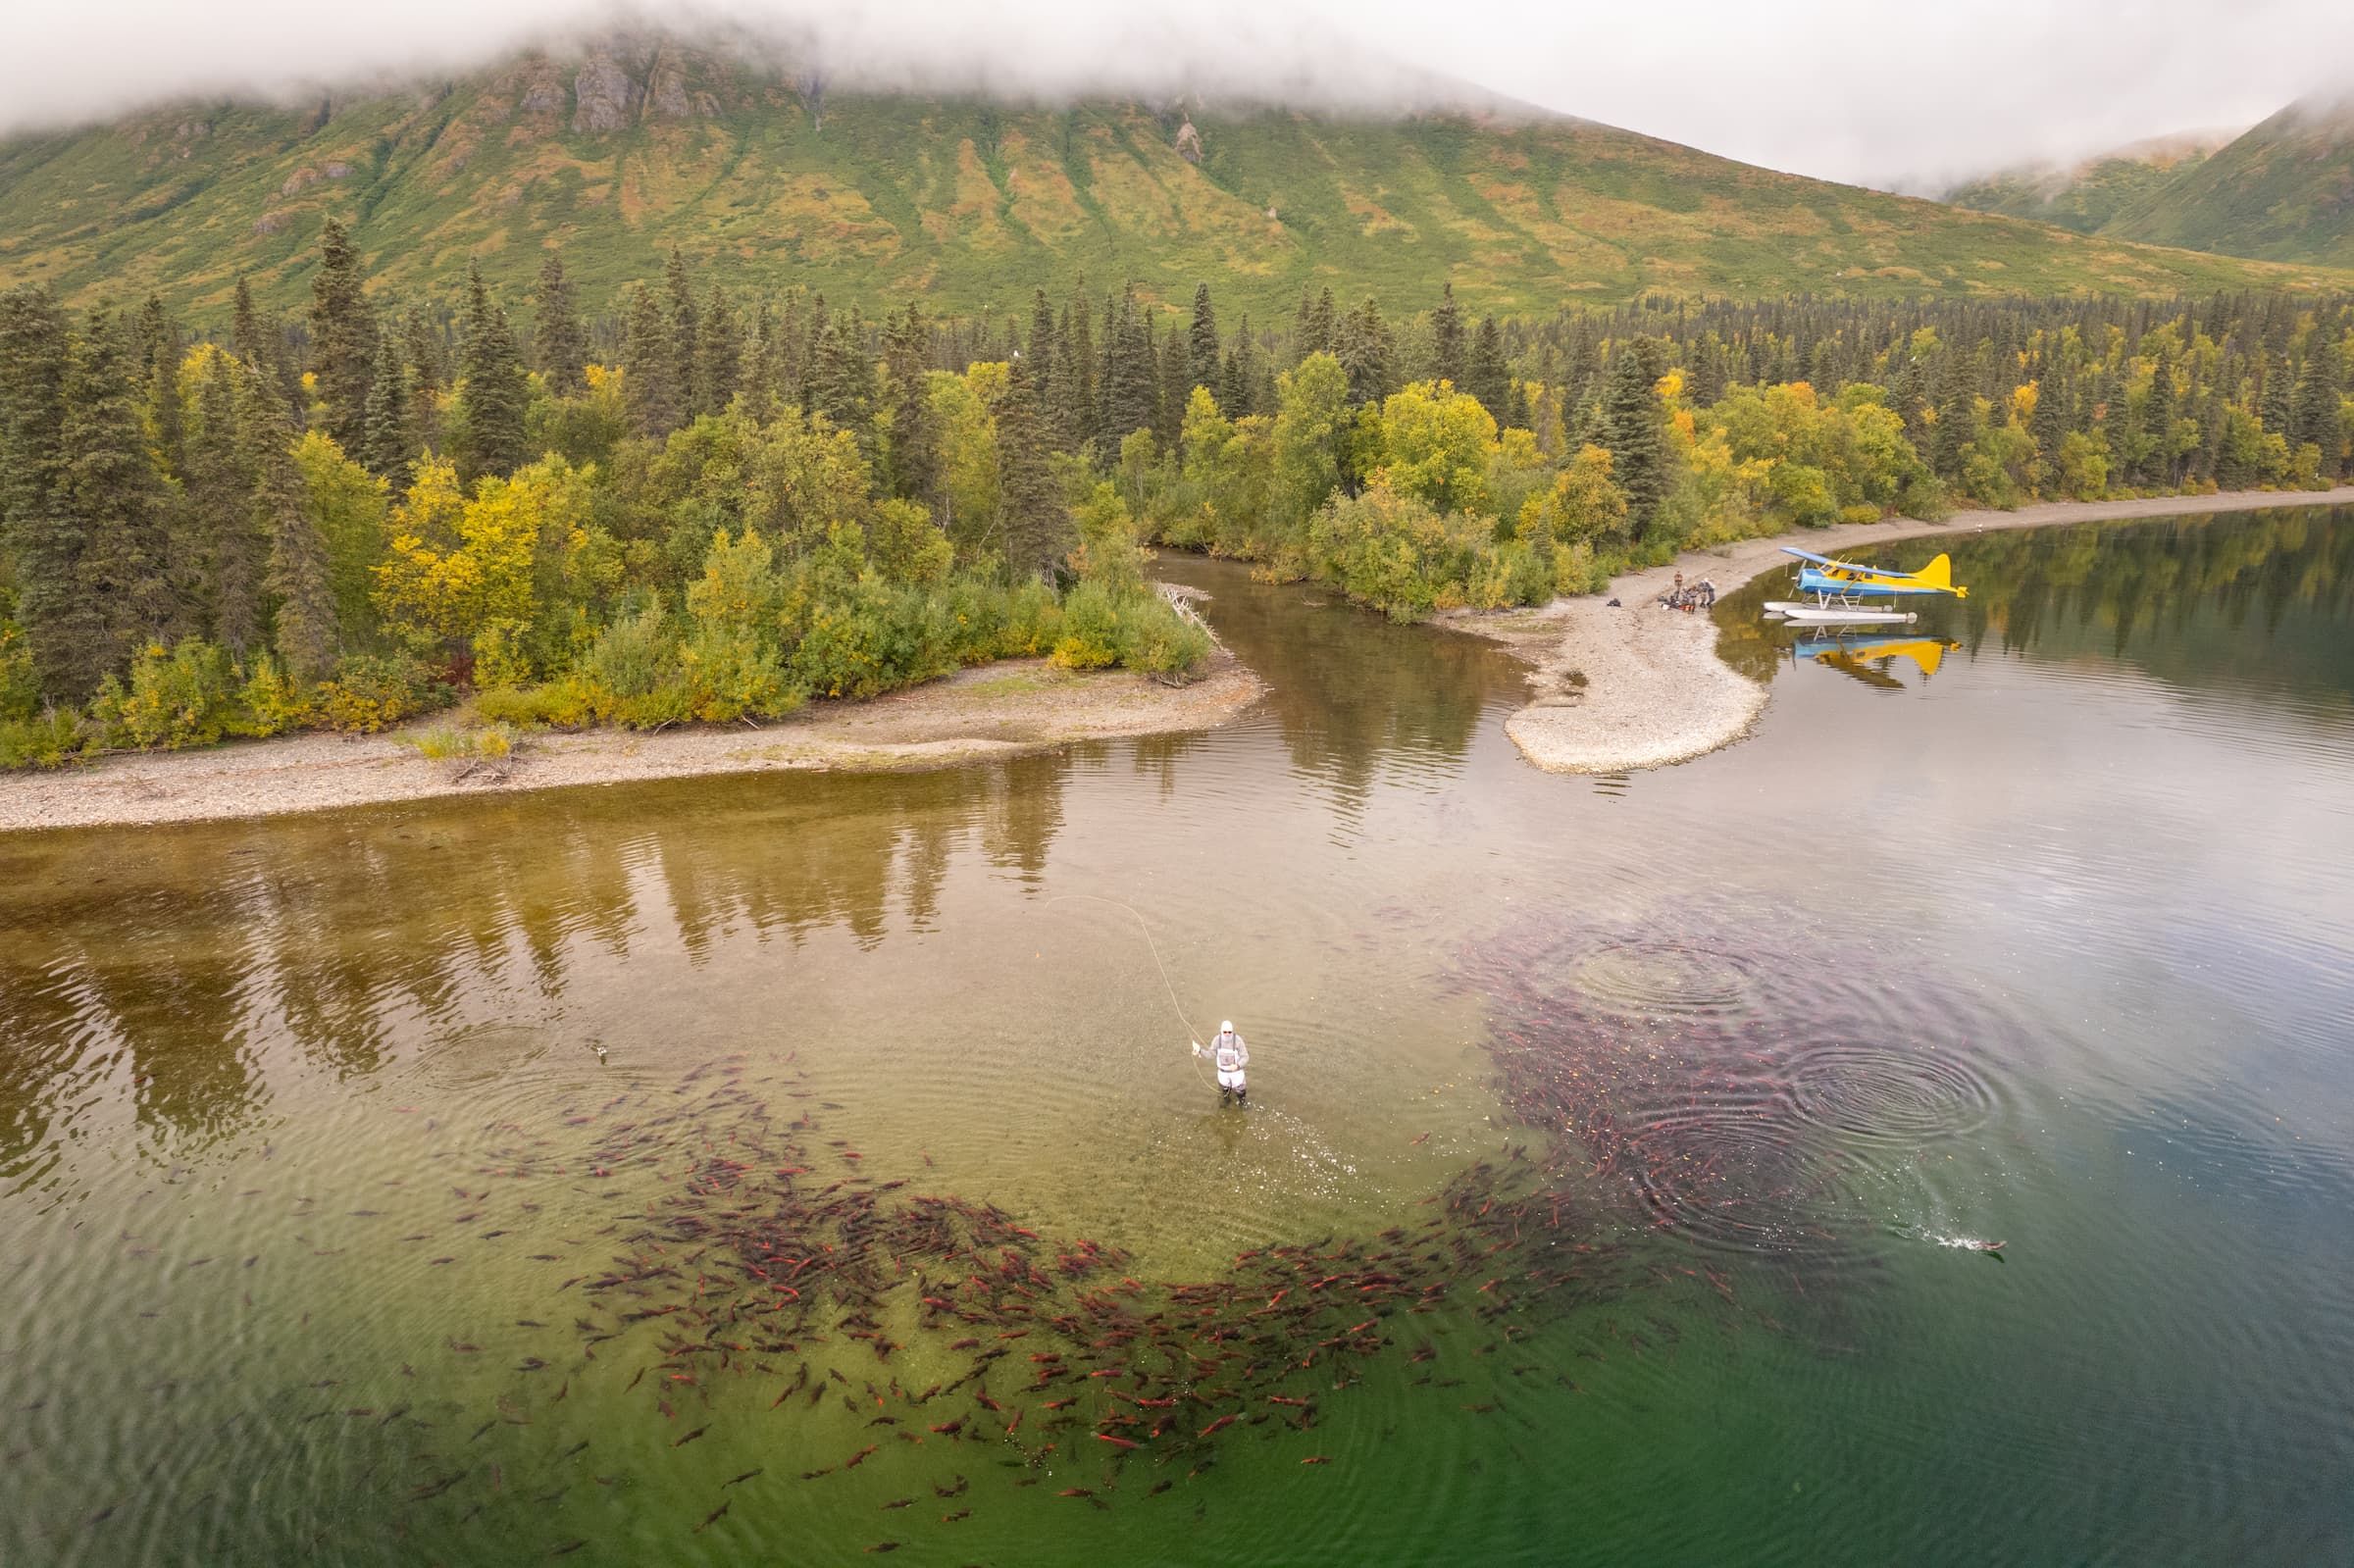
[2,506,2349,1565]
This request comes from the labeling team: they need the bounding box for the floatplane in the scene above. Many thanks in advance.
[1763,547,1969,626]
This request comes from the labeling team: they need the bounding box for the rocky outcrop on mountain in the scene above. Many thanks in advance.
[572,52,640,134]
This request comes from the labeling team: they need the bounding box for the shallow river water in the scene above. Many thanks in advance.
[2,507,2349,1565]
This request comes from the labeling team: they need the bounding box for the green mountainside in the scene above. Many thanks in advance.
[1940,129,2235,234]
[2101,97,2354,267]
[0,36,2342,324]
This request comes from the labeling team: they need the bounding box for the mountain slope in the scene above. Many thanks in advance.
[1941,129,2237,234]
[0,36,2342,324]
[2102,97,2354,267]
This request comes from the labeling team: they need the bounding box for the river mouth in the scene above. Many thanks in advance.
[4,512,2353,1565]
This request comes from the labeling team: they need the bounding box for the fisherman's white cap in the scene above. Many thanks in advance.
[1220,1020,1234,1033]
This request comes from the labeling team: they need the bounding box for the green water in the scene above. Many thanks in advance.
[3,508,2350,1565]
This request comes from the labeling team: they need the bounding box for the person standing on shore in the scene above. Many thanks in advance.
[1193,1022,1250,1107]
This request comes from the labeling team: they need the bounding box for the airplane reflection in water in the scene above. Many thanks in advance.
[1790,632,1960,690]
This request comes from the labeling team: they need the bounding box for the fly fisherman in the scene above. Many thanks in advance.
[1193,1022,1250,1107]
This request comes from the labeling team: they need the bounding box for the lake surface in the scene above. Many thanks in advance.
[2,507,2349,1566]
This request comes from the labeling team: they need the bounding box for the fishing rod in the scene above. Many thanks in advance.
[1044,894,1214,1090]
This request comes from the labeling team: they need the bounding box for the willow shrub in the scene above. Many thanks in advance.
[941,578,1065,665]
[1046,582,1214,678]
[234,655,314,737]
[793,579,958,700]
[453,568,1208,735]
[312,653,449,733]
[0,711,85,769]
[1305,481,1527,622]
[1118,598,1214,681]
[90,641,241,750]
[0,618,39,724]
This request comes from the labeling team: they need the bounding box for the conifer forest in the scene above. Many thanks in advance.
[1,217,2349,767]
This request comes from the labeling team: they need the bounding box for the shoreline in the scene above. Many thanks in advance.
[1458,486,2354,776]
[0,648,1263,835]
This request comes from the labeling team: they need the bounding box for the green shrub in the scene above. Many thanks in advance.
[92,639,239,750]
[0,710,85,770]
[596,678,694,730]
[230,654,313,737]
[1117,596,1213,682]
[793,579,957,700]
[579,602,680,705]
[1466,540,1557,610]
[936,577,1068,665]
[402,724,517,761]
[474,680,596,730]
[0,619,39,724]
[471,618,537,691]
[1049,581,1125,670]
[315,653,448,734]
[1554,541,1608,596]
[1307,482,1463,622]
[681,623,801,723]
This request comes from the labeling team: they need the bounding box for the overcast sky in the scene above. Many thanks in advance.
[2,0,2350,188]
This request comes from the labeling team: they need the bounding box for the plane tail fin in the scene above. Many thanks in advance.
[1914,552,1967,598]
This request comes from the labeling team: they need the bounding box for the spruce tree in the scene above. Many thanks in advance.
[1466,314,1510,419]
[2292,340,2342,473]
[188,358,265,656]
[783,293,815,412]
[1056,293,1094,449]
[61,310,177,685]
[1598,337,1670,531]
[811,298,844,418]
[0,286,87,701]
[1025,292,1071,451]
[808,308,876,437]
[0,288,68,534]
[2029,367,2067,467]
[1431,282,1465,387]
[241,371,338,683]
[362,330,412,480]
[455,266,530,481]
[231,278,267,367]
[697,284,742,416]
[1026,289,1058,383]
[308,219,377,454]
[1295,288,1336,362]
[533,251,589,396]
[741,301,781,425]
[1095,294,1119,445]
[1188,284,1220,396]
[1226,315,1256,418]
[885,306,945,517]
[1685,333,1726,407]
[664,249,701,419]
[1155,321,1188,448]
[1929,355,1972,480]
[136,295,186,481]
[994,358,1070,582]
[400,312,445,457]
[1100,287,1157,441]
[2257,350,2293,435]
[1334,297,1393,406]
[404,310,447,402]
[622,284,682,438]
